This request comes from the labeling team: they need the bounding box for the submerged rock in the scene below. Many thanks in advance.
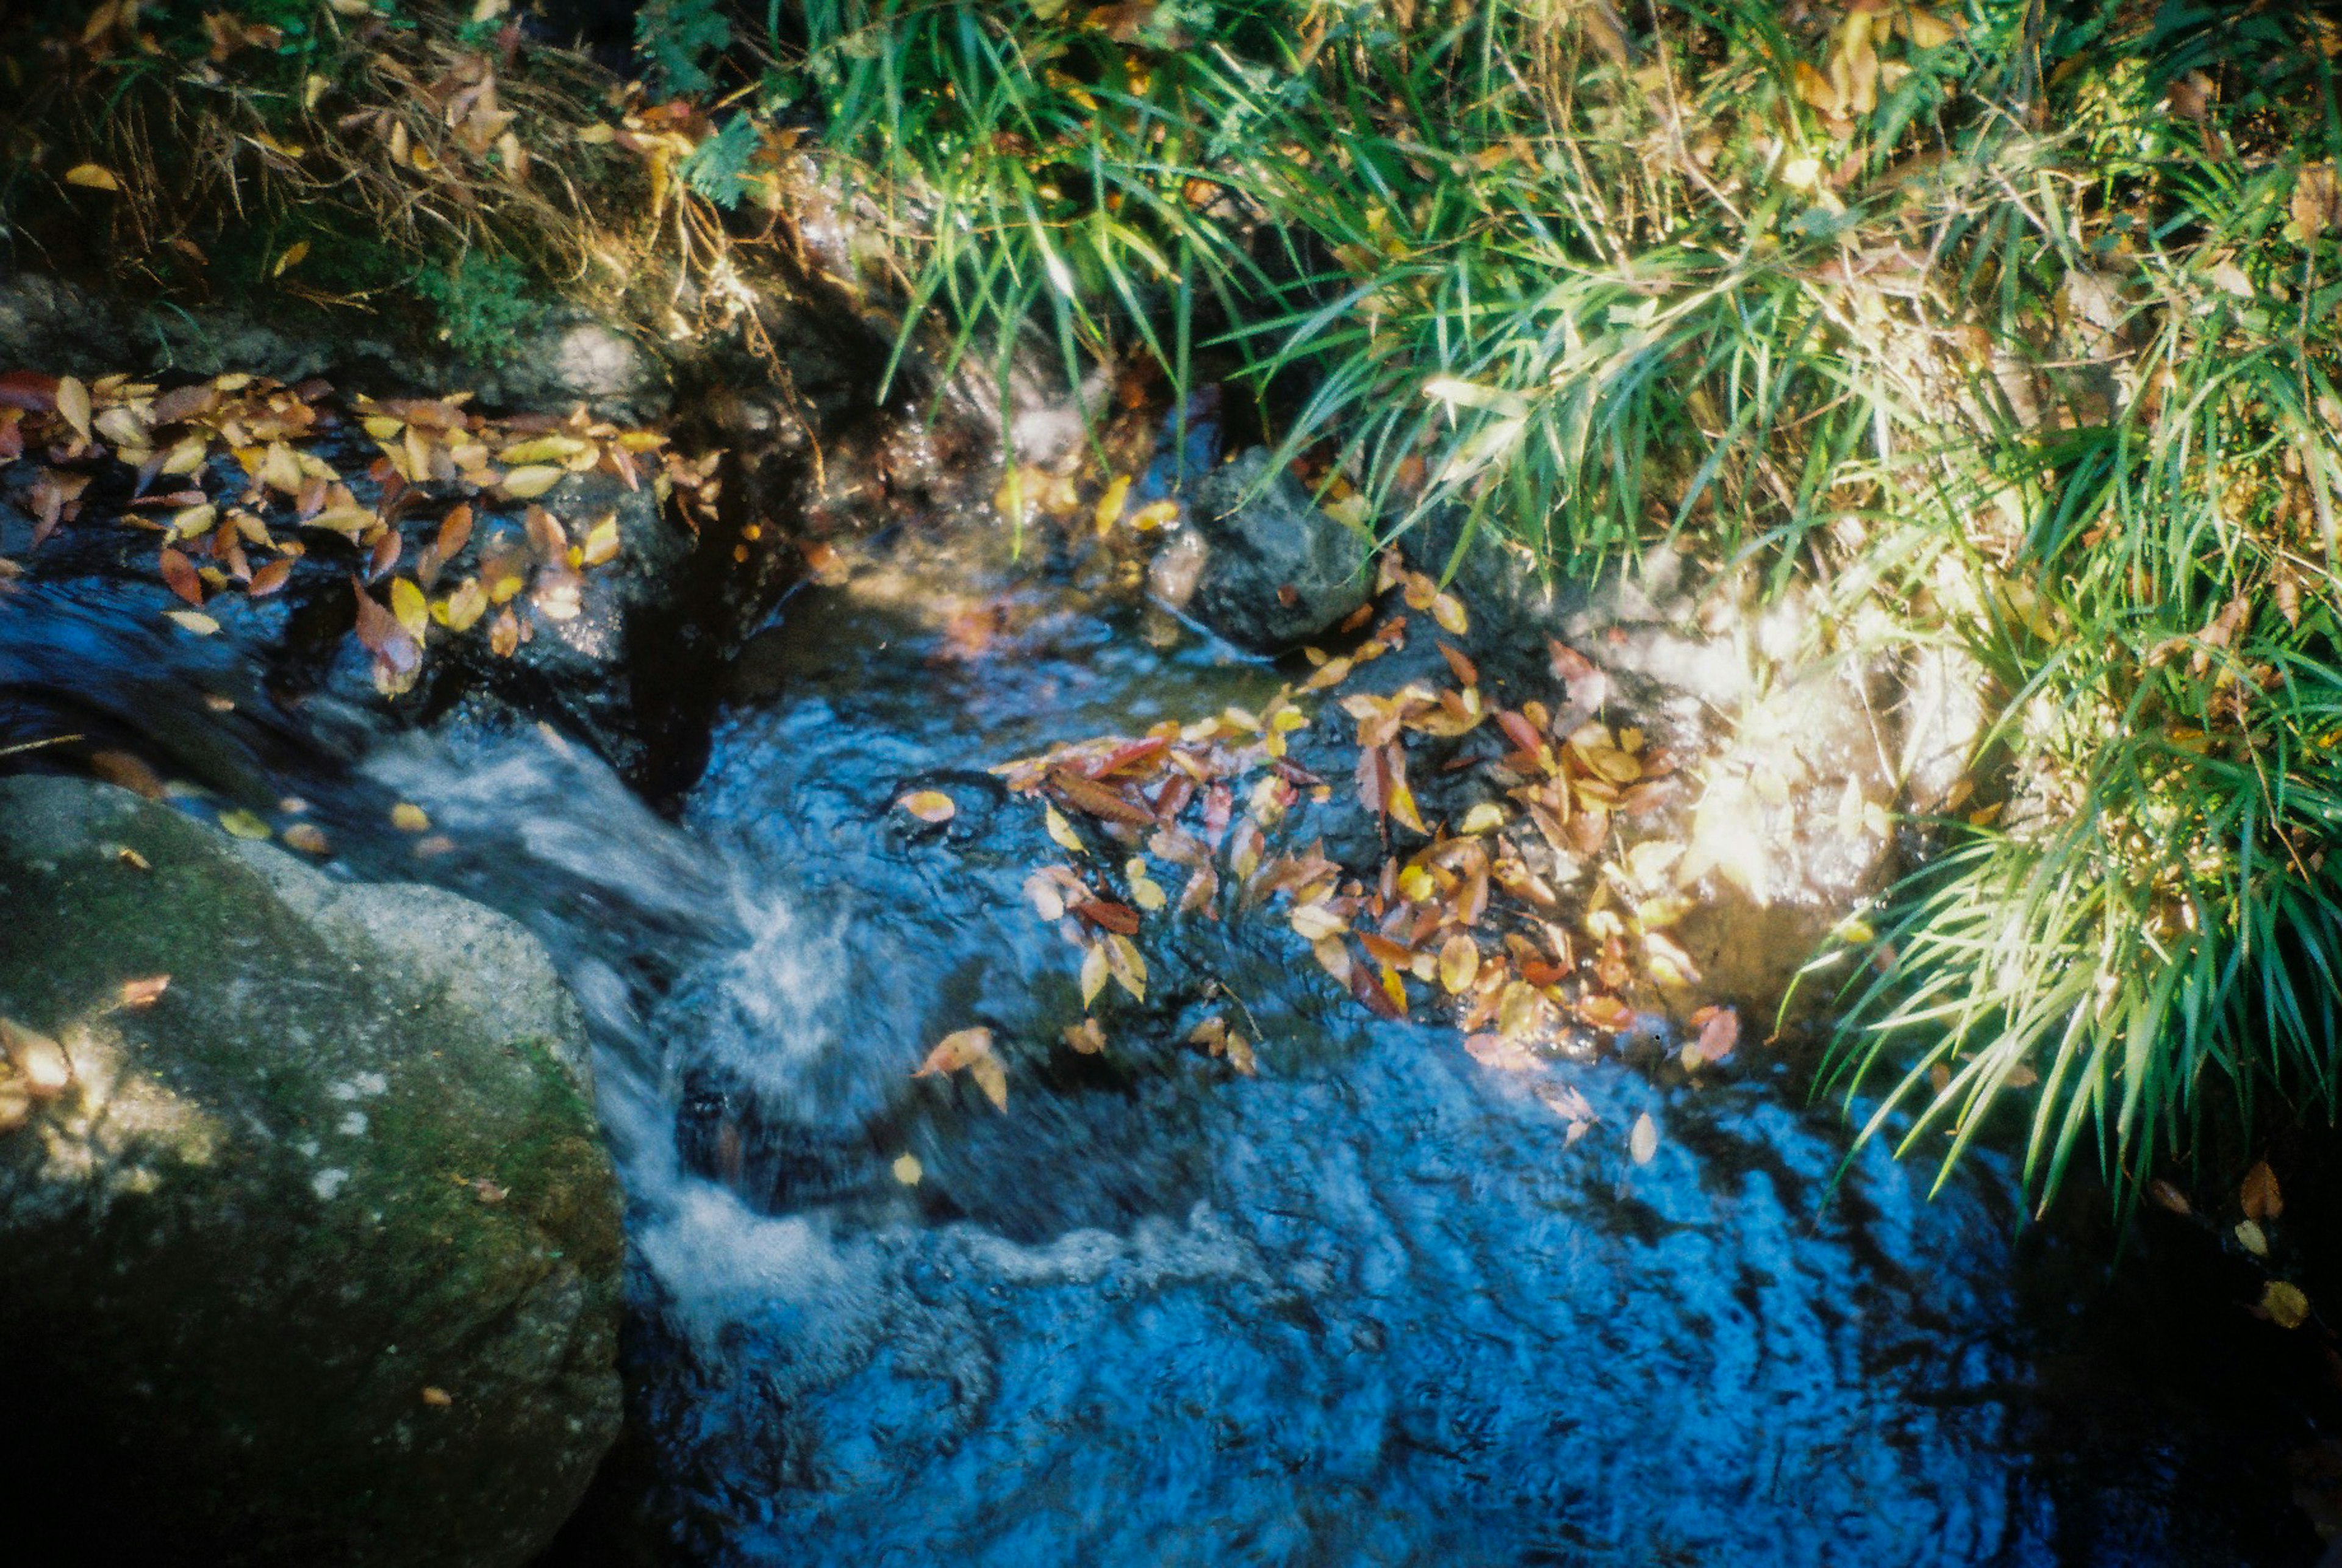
[1156,448,1371,651]
[0,775,623,1568]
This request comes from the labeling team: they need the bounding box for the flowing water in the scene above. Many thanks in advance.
[2,524,2333,1567]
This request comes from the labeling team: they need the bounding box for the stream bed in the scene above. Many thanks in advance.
[3,518,2334,1567]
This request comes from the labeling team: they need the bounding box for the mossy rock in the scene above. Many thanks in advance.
[0,776,623,1568]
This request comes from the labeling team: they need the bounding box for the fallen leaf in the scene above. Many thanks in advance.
[164,610,221,635]
[1692,1005,1739,1062]
[421,1387,453,1408]
[1629,1111,1658,1165]
[2237,1219,2270,1257]
[281,823,331,856]
[64,163,122,192]
[914,1026,995,1078]
[898,790,957,824]
[892,1153,923,1185]
[2242,1161,2284,1221]
[1105,933,1148,1000]
[1080,941,1109,1007]
[218,808,271,841]
[119,975,170,1009]
[2264,1280,2312,1330]
[1064,1018,1106,1055]
[390,802,431,832]
[967,1053,1009,1111]
[1438,934,1480,995]
[1,1017,73,1096]
[2149,1178,2192,1217]
[1045,803,1089,856]
[500,464,565,499]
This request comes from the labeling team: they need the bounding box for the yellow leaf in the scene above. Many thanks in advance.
[1629,1111,1658,1165]
[2262,1280,2311,1330]
[1094,473,1132,535]
[1080,941,1109,1008]
[271,240,310,277]
[1064,1017,1106,1055]
[913,1026,995,1077]
[1397,865,1436,903]
[898,790,957,823]
[1290,901,1349,941]
[1430,592,1469,635]
[65,163,121,192]
[56,376,91,440]
[1128,499,1179,531]
[443,577,489,634]
[500,465,565,499]
[581,512,621,567]
[892,1153,923,1185]
[1438,935,1480,995]
[390,802,431,833]
[2236,1219,2269,1257]
[500,435,590,465]
[1459,802,1506,835]
[1045,803,1088,856]
[390,578,430,643]
[163,609,220,635]
[282,823,331,856]
[1105,933,1147,1001]
[967,1053,1009,1111]
[218,808,271,841]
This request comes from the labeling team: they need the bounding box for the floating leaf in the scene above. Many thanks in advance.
[282,822,331,856]
[218,809,271,841]
[1104,933,1147,1000]
[2262,1280,2311,1330]
[914,1026,995,1078]
[967,1053,1009,1111]
[892,1153,923,1185]
[1629,1111,1658,1165]
[1692,1004,1740,1062]
[898,790,957,824]
[1045,803,1089,856]
[1064,1017,1106,1055]
[2236,1219,2270,1257]
[390,802,431,832]
[164,609,221,635]
[1080,942,1110,1007]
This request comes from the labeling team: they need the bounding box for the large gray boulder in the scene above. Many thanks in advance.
[1158,448,1372,651]
[0,775,623,1568]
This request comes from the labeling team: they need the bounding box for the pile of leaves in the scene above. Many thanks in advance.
[900,543,1741,1136]
[0,367,718,689]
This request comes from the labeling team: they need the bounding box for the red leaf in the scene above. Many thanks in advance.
[158,547,206,606]
[1073,899,1142,935]
[0,371,59,412]
[349,577,420,675]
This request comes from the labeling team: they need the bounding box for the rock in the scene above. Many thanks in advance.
[0,775,623,1568]
[1158,448,1371,651]
[460,316,671,425]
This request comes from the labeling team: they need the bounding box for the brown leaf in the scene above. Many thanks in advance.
[2242,1161,2284,1222]
[1692,1004,1740,1062]
[350,578,420,676]
[118,975,170,1009]
[1049,767,1157,826]
[159,547,206,607]
[1074,898,1143,936]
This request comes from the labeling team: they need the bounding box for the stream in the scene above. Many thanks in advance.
[2,514,2334,1567]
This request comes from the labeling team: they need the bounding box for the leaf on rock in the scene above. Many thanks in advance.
[118,975,170,1009]
[1439,934,1480,995]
